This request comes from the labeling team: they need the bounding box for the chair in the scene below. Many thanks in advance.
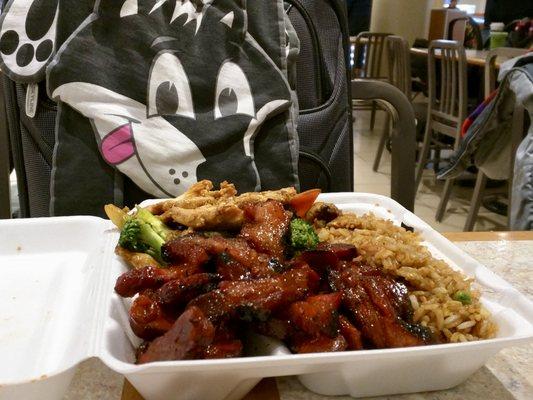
[372,35,412,172]
[415,40,468,222]
[448,16,483,50]
[352,79,417,211]
[352,32,392,131]
[463,47,526,231]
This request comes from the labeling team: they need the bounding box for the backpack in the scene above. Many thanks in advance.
[286,0,353,193]
[1,0,353,218]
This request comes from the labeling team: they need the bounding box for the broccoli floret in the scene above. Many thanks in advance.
[118,206,171,263]
[290,218,319,250]
[453,291,472,305]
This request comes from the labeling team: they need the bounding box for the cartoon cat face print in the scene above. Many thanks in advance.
[47,0,294,197]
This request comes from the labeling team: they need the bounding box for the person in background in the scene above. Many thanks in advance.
[346,0,372,37]
[448,0,458,9]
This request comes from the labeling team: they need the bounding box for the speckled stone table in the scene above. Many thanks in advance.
[64,233,533,400]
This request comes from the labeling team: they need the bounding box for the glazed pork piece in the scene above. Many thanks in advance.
[189,265,320,322]
[238,200,292,260]
[135,264,321,363]
[137,306,215,364]
[137,307,245,364]
[286,293,348,354]
[160,200,292,280]
[129,293,174,340]
[161,235,275,281]
[329,265,433,348]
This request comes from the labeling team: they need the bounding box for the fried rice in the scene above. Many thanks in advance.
[316,212,498,343]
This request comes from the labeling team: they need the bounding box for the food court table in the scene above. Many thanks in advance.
[63,231,533,400]
[410,47,492,68]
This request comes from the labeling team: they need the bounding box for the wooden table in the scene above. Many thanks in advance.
[121,231,533,400]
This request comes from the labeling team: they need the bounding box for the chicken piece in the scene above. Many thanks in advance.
[339,315,363,350]
[137,306,215,364]
[239,200,292,260]
[129,293,174,340]
[162,235,275,280]
[304,202,341,227]
[161,203,244,231]
[155,273,220,307]
[115,246,161,269]
[329,265,431,348]
[152,181,297,231]
[146,180,238,215]
[233,187,297,206]
[189,266,320,321]
[291,334,347,354]
[287,293,342,338]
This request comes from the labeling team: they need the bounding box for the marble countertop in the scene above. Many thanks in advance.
[63,240,533,400]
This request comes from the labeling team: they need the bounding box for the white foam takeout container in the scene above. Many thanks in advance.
[1,193,532,400]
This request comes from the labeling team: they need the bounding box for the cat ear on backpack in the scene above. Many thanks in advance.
[0,0,59,83]
[211,0,247,42]
[96,0,152,18]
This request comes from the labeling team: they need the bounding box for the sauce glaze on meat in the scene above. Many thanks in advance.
[114,200,433,364]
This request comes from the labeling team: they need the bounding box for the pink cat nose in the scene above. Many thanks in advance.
[101,123,135,165]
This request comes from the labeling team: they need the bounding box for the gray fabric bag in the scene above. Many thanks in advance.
[438,61,533,230]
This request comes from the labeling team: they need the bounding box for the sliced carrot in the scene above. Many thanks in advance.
[290,189,321,218]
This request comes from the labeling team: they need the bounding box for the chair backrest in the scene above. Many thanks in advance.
[448,16,483,50]
[427,40,468,145]
[447,17,467,44]
[485,47,526,97]
[352,32,392,79]
[351,79,416,211]
[386,35,412,100]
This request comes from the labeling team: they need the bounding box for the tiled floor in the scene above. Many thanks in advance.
[353,110,508,232]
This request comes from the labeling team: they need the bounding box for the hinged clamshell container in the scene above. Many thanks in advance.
[1,194,532,400]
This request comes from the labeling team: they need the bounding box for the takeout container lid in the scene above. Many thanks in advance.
[1,193,532,400]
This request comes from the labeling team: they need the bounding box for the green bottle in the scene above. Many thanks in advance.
[490,22,508,49]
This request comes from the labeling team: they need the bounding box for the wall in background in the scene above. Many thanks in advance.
[438,0,486,13]
[370,0,486,44]
[370,0,434,44]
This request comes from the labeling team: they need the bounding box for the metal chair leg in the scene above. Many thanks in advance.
[436,178,454,222]
[464,172,487,231]
[415,127,432,192]
[370,101,377,130]
[433,148,441,175]
[373,113,391,172]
